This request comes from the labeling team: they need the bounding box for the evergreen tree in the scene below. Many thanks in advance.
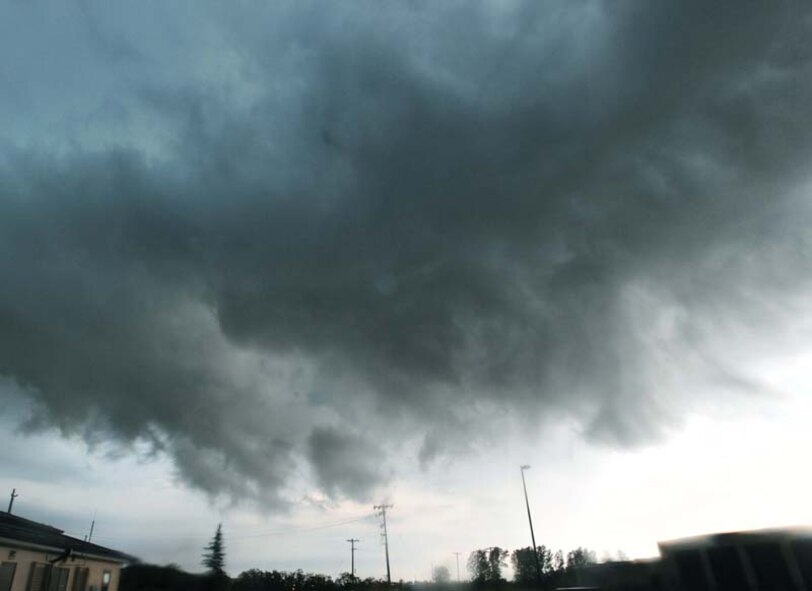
[203,524,227,577]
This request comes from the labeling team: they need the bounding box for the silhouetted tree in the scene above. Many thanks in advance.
[336,573,356,588]
[121,563,205,591]
[235,569,332,591]
[467,547,508,585]
[511,546,553,584]
[231,569,402,591]
[431,566,450,585]
[565,547,596,571]
[203,524,226,575]
[468,550,489,583]
[552,550,564,573]
[202,524,228,591]
[232,570,267,591]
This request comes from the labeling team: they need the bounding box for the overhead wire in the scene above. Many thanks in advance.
[88,514,376,543]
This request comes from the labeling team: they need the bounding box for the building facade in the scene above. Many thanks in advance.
[0,512,135,591]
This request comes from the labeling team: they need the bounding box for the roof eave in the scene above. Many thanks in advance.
[0,536,134,565]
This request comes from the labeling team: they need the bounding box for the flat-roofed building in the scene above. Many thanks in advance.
[658,527,812,591]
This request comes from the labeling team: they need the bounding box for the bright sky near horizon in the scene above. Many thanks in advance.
[1,1,812,582]
[3,354,811,579]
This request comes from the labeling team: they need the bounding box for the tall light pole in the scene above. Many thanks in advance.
[453,552,461,582]
[520,465,542,583]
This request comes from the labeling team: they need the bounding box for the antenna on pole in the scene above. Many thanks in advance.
[87,510,97,543]
[373,504,393,585]
[346,538,360,578]
[7,489,18,514]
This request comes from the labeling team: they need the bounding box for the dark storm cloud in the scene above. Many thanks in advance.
[308,428,384,501]
[1,2,811,503]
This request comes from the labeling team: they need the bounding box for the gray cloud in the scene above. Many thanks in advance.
[1,2,811,504]
[307,427,384,501]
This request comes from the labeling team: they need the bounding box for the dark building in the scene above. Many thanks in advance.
[658,527,812,591]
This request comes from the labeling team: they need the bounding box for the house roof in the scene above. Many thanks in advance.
[0,511,137,564]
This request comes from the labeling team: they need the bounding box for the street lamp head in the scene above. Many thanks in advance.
[521,464,531,470]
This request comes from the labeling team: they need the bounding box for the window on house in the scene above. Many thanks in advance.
[101,572,111,591]
[27,563,52,591]
[46,568,69,591]
[0,562,17,591]
[71,569,88,591]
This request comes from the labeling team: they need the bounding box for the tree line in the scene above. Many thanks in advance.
[467,545,596,589]
[121,565,401,591]
[121,525,598,591]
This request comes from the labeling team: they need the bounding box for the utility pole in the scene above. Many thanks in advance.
[7,489,18,514]
[373,504,393,585]
[453,552,461,582]
[347,538,359,578]
[520,465,542,584]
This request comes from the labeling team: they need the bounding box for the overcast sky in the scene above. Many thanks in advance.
[2,0,812,581]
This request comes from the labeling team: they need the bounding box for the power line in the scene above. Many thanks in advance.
[90,514,375,543]
[229,516,374,540]
[373,504,393,585]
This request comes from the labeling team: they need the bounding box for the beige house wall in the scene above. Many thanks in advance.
[0,543,123,591]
